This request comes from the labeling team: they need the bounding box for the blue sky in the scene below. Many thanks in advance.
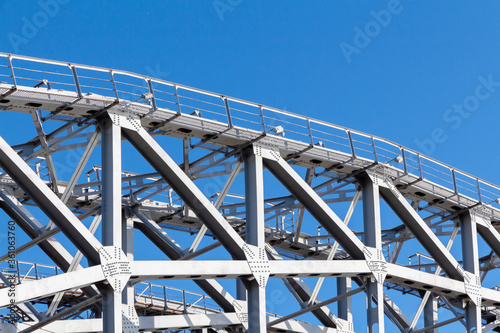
[2,1,500,181]
[1,1,500,331]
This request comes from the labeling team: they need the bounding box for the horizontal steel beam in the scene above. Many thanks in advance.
[0,266,104,306]
[130,260,371,281]
[6,258,500,309]
[18,313,337,333]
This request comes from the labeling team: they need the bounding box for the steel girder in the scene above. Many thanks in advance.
[16,313,337,333]
[0,136,102,265]
[2,124,500,331]
[122,125,342,329]
[0,53,500,333]
[2,117,500,332]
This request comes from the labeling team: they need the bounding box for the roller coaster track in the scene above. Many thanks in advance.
[0,53,499,332]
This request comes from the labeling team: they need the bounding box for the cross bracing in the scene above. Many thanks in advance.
[0,53,499,332]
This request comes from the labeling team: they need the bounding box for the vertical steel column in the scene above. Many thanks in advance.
[337,277,352,322]
[122,207,134,305]
[236,279,247,301]
[423,295,438,333]
[460,213,482,332]
[359,175,384,333]
[100,116,123,333]
[244,147,266,332]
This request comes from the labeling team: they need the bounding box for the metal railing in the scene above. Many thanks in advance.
[0,261,222,315]
[408,252,437,273]
[0,260,62,284]
[134,281,221,314]
[0,261,298,321]
[1,52,500,213]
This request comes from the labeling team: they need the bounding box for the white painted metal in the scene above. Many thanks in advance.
[0,53,499,332]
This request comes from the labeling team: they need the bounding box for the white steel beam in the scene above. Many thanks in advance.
[309,186,361,306]
[0,272,42,322]
[29,110,59,194]
[385,265,500,307]
[261,147,365,259]
[293,167,314,243]
[268,286,365,327]
[5,259,499,308]
[359,174,384,333]
[132,208,238,312]
[476,216,500,259]
[0,266,104,306]
[460,212,482,332]
[131,260,371,280]
[46,213,102,317]
[0,188,100,300]
[122,125,247,259]
[19,313,338,333]
[133,210,184,257]
[20,295,102,333]
[379,184,464,280]
[187,158,243,254]
[0,135,102,264]
[408,225,459,331]
[266,244,343,328]
[44,127,100,232]
[123,208,135,306]
[423,295,438,333]
[98,115,123,333]
[244,147,267,332]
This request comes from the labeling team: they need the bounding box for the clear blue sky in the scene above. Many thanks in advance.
[1,1,500,331]
[1,1,499,181]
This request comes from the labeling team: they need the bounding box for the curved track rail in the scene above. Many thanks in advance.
[0,53,499,332]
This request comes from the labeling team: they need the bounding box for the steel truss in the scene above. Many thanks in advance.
[0,53,499,332]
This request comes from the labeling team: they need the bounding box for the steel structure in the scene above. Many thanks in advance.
[0,52,499,332]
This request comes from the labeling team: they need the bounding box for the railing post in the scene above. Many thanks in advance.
[259,106,266,132]
[182,289,187,314]
[70,65,83,99]
[371,137,378,163]
[347,131,356,158]
[451,169,458,195]
[417,154,423,179]
[128,178,133,201]
[476,178,483,203]
[16,261,20,284]
[147,79,158,112]
[223,97,233,128]
[34,263,38,280]
[8,56,17,88]
[203,295,207,314]
[109,70,119,100]
[401,148,408,174]
[163,286,167,310]
[307,119,314,146]
[149,282,154,306]
[174,85,182,114]
[95,168,101,192]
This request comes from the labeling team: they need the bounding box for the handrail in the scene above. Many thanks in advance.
[1,52,499,209]
[0,260,222,314]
